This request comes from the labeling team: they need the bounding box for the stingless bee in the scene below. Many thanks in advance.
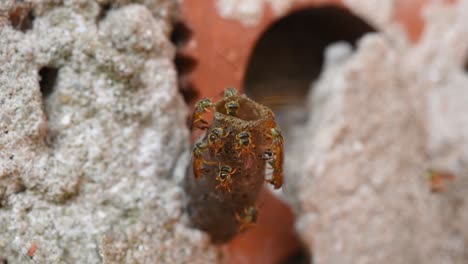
[208,127,229,154]
[215,164,237,192]
[269,127,284,145]
[235,131,255,157]
[192,142,215,180]
[191,98,213,130]
[224,87,238,98]
[267,158,283,189]
[236,206,258,232]
[426,169,456,193]
[225,100,240,116]
[264,127,284,189]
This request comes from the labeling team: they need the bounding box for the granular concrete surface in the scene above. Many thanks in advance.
[0,1,216,263]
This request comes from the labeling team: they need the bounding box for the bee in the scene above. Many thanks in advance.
[236,206,258,232]
[192,142,214,180]
[259,149,273,160]
[208,127,229,154]
[426,169,455,193]
[267,159,283,189]
[265,127,284,189]
[215,164,237,192]
[225,100,240,116]
[235,131,255,157]
[269,127,284,145]
[191,98,213,130]
[27,243,37,259]
[224,87,238,98]
[264,119,278,130]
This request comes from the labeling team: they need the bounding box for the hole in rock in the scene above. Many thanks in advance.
[39,67,59,99]
[171,22,192,48]
[175,54,199,102]
[96,3,112,22]
[171,22,199,103]
[241,6,376,262]
[9,5,34,32]
[244,5,376,127]
[280,246,312,264]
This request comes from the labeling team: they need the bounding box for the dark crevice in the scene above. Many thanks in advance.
[96,3,112,23]
[243,6,376,112]
[171,22,192,48]
[39,67,59,98]
[175,53,197,74]
[175,54,199,102]
[242,7,375,261]
[179,80,199,103]
[9,5,34,32]
[280,246,312,264]
[171,22,199,103]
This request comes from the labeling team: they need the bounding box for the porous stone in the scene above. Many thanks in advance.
[286,1,468,263]
[0,1,216,263]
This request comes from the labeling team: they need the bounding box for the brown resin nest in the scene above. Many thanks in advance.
[184,92,282,243]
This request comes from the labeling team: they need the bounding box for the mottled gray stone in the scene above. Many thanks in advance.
[0,1,216,263]
[285,1,468,264]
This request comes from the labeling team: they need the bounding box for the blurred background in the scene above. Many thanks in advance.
[1,0,467,263]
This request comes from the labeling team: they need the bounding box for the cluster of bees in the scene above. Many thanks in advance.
[190,88,284,231]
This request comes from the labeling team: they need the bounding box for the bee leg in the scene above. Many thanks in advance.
[193,118,210,130]
[203,160,217,165]
[214,142,225,155]
[248,144,256,158]
[267,173,283,189]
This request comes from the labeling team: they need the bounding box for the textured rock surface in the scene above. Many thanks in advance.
[0,1,216,263]
[286,1,468,263]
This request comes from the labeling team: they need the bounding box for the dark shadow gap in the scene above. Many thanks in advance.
[243,6,376,113]
[175,54,199,102]
[9,5,34,32]
[96,3,112,23]
[175,54,197,74]
[280,246,312,264]
[171,22,192,48]
[242,7,376,260]
[179,80,199,103]
[171,22,199,103]
[39,67,59,98]
[464,57,468,72]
